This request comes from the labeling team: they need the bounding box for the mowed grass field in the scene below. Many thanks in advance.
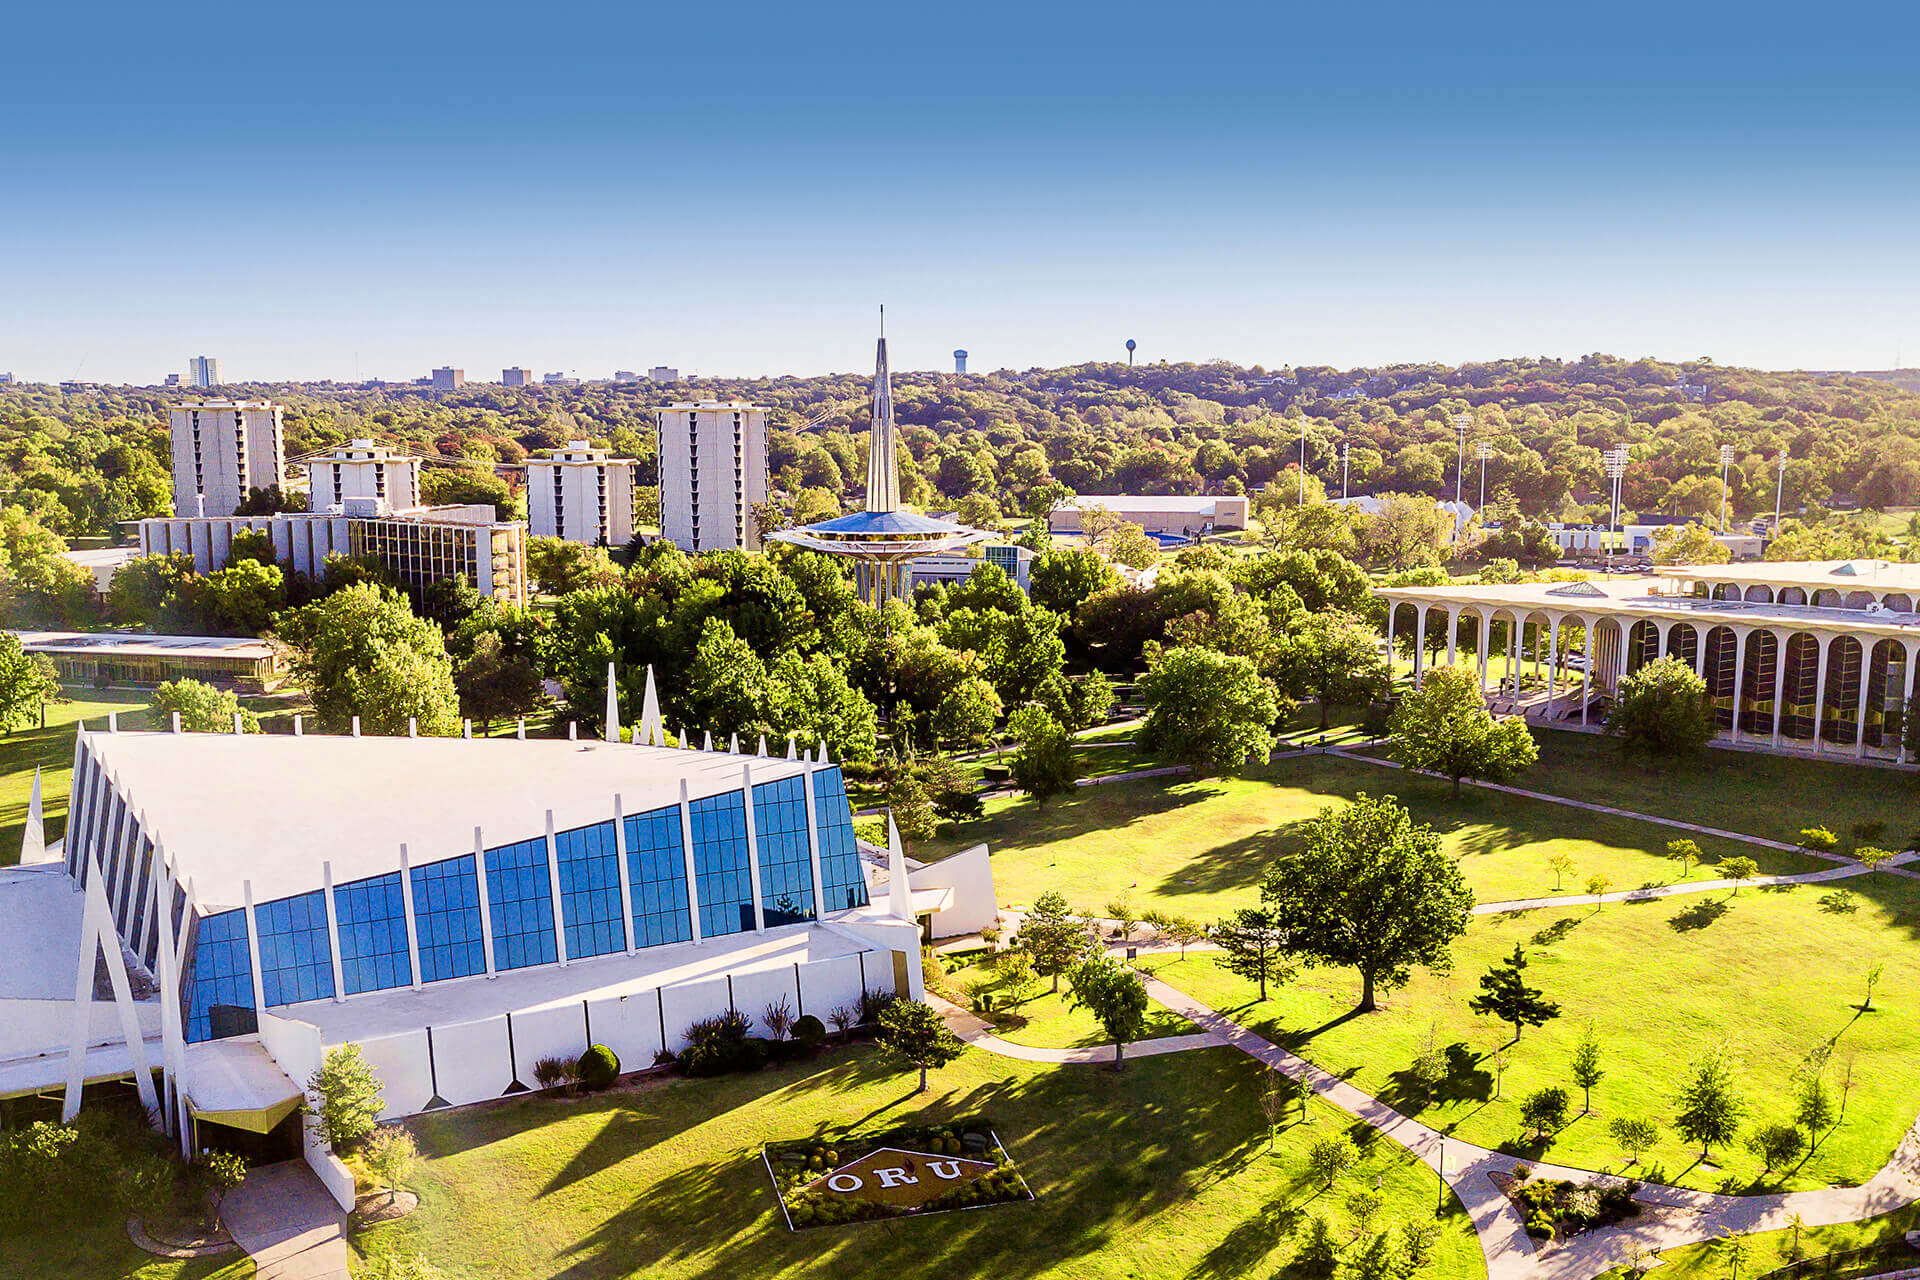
[0,1234,243,1280]
[936,954,1201,1049]
[918,752,1827,922]
[1140,870,1920,1192]
[350,1045,1484,1280]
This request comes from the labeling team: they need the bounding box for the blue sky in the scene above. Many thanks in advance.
[4,1,1918,382]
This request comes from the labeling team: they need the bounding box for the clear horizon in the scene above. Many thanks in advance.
[6,1,1919,384]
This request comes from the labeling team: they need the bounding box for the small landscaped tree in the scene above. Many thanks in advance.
[1162,914,1206,959]
[1718,1229,1752,1280]
[1469,945,1561,1042]
[1794,1072,1835,1144]
[1585,873,1613,902]
[1520,1086,1570,1141]
[1547,852,1576,891]
[1720,856,1759,894]
[1067,956,1150,1070]
[1798,826,1839,854]
[1260,1068,1307,1146]
[877,998,966,1093]
[308,1043,384,1151]
[1862,960,1886,1011]
[1020,889,1092,993]
[1674,1048,1745,1157]
[193,1150,248,1226]
[1746,1122,1806,1174]
[1138,644,1280,773]
[361,1124,419,1204]
[1667,839,1703,878]
[1211,907,1295,1000]
[150,679,261,734]
[1408,1024,1448,1107]
[1605,657,1715,759]
[1570,1027,1605,1113]
[1305,1133,1358,1189]
[1296,1213,1339,1277]
[1386,666,1538,798]
[1262,793,1474,1013]
[1608,1115,1659,1165]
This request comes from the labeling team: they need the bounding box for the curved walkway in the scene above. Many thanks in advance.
[937,972,1920,1280]
[221,1160,350,1280]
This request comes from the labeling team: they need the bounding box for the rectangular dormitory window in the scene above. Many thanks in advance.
[184,909,257,1043]
[751,775,816,926]
[689,791,753,938]
[812,766,870,913]
[625,806,691,947]
[256,890,335,1006]
[486,837,558,970]
[411,854,486,982]
[554,820,624,960]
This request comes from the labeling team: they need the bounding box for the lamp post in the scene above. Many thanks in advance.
[1719,444,1735,532]
[1341,439,1351,499]
[1604,445,1630,565]
[1774,449,1788,533]
[1477,441,1493,511]
[1452,413,1472,507]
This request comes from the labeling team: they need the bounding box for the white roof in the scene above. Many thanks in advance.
[1663,559,1920,592]
[1062,495,1238,513]
[17,630,276,662]
[0,864,85,1000]
[81,732,814,911]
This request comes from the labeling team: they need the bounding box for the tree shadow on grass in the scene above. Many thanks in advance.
[1669,898,1732,932]
[1151,820,1318,902]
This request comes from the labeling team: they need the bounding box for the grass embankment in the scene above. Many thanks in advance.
[1141,871,1920,1192]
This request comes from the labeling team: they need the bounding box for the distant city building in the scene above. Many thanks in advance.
[542,372,578,386]
[163,373,184,386]
[613,370,640,384]
[168,399,286,517]
[305,438,424,512]
[138,501,527,603]
[1050,494,1249,538]
[526,439,640,547]
[431,367,466,391]
[655,401,768,553]
[0,373,13,385]
[648,366,680,384]
[189,356,221,389]
[908,542,1032,594]
[1330,495,1473,546]
[14,630,285,692]
[502,367,534,388]
[953,349,968,374]
[61,381,96,393]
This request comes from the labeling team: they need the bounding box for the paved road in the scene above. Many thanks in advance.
[222,1159,350,1280]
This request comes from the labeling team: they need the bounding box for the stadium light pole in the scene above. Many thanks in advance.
[1477,441,1493,510]
[1774,449,1788,533]
[1604,445,1630,565]
[1452,412,1472,507]
[1719,444,1736,532]
[1341,439,1351,499]
[1298,418,1307,505]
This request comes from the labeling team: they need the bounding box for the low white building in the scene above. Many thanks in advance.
[305,439,424,512]
[526,440,640,547]
[908,542,1034,593]
[1049,494,1249,536]
[1331,495,1476,545]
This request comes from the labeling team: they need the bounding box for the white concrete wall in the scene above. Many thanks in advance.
[430,1016,514,1103]
[257,1012,357,1209]
[795,953,868,1025]
[728,966,801,1038]
[508,1004,590,1084]
[354,1029,434,1120]
[907,843,997,938]
[657,974,733,1052]
[584,989,665,1069]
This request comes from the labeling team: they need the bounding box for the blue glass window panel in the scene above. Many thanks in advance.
[485,837,558,970]
[256,890,336,1007]
[689,791,754,938]
[185,909,256,1043]
[752,776,816,926]
[555,821,625,960]
[624,806,691,949]
[411,855,486,983]
[334,871,412,995]
[120,834,154,940]
[812,767,869,913]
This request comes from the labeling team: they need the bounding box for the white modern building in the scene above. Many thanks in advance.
[1050,494,1250,537]
[656,401,769,553]
[188,356,221,389]
[168,400,286,518]
[137,502,529,604]
[648,366,680,384]
[3,697,965,1210]
[908,543,1034,594]
[305,439,424,512]
[526,440,640,547]
[1331,495,1476,546]
[1377,559,1920,762]
[431,367,465,391]
[502,368,534,388]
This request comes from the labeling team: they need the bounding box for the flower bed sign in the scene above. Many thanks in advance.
[764,1117,1034,1229]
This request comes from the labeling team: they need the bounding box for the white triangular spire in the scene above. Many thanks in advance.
[786,734,797,761]
[641,666,662,746]
[757,735,768,757]
[19,768,46,865]
[729,733,739,754]
[886,815,913,921]
[819,739,831,765]
[866,306,900,514]
[603,661,620,743]
[703,730,713,752]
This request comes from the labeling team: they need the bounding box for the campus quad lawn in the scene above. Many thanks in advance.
[0,688,153,866]
[351,1045,1484,1280]
[0,1228,245,1280]
[1645,1203,1920,1280]
[917,753,1824,922]
[1140,871,1920,1193]
[936,955,1201,1049]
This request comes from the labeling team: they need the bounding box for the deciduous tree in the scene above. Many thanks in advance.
[1138,644,1279,773]
[1210,907,1294,1000]
[1605,657,1716,759]
[1387,666,1538,797]
[877,998,966,1093]
[1066,955,1150,1070]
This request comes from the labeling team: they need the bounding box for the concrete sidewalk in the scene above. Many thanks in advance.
[222,1160,350,1280]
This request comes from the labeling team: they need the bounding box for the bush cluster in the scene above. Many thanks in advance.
[1512,1176,1640,1239]
[768,1117,1023,1230]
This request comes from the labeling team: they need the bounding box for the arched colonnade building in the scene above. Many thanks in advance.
[1374,559,1920,763]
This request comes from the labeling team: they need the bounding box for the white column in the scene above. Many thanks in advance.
[801,762,826,917]
[1476,611,1490,691]
[679,779,704,943]
[544,811,570,966]
[612,794,636,953]
[1444,606,1457,668]
[1730,629,1748,745]
[473,828,497,979]
[1771,630,1789,747]
[242,879,268,1021]
[397,844,423,989]
[322,861,346,1002]
[1507,619,1519,696]
[1854,644,1874,758]
[741,763,766,933]
[1384,602,1396,688]
[1545,617,1559,709]
[1901,642,1919,765]
[1811,635,1830,755]
[1693,626,1707,678]
[1413,607,1427,689]
[1656,624,1668,662]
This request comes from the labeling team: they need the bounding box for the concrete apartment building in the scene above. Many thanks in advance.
[168,400,286,517]
[1048,494,1249,537]
[431,367,466,391]
[305,439,424,512]
[648,366,680,384]
[188,356,221,389]
[527,440,640,547]
[656,400,768,553]
[502,367,534,388]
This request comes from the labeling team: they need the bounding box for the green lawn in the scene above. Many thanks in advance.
[937,956,1201,1049]
[351,1045,1484,1280]
[919,754,1823,922]
[0,1229,245,1280]
[1648,1203,1920,1280]
[0,689,154,867]
[1140,870,1920,1192]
